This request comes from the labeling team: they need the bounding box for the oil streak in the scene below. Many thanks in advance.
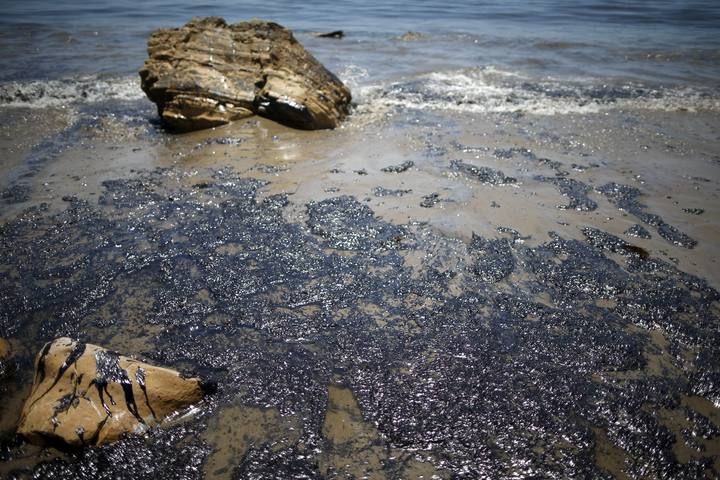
[33,341,53,386]
[92,350,146,424]
[30,341,86,409]
[135,367,157,421]
[51,373,84,431]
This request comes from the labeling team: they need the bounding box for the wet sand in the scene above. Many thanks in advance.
[3,105,718,283]
[1,102,719,477]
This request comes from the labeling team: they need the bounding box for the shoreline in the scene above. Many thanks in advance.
[1,90,719,477]
[2,104,718,286]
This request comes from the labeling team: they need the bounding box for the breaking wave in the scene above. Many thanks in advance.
[2,67,718,119]
[352,66,720,117]
[0,75,145,108]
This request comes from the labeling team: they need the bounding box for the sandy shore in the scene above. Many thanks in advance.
[1,103,719,477]
[2,105,718,284]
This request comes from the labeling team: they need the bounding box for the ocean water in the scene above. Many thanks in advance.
[1,0,719,114]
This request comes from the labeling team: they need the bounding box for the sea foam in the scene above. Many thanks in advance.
[0,75,145,108]
[352,66,720,118]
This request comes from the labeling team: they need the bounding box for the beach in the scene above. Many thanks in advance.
[1,1,720,478]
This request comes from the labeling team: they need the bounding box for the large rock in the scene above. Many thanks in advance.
[17,338,206,449]
[139,17,352,132]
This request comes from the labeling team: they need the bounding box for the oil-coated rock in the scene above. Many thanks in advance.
[17,337,205,449]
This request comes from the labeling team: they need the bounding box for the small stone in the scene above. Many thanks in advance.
[17,338,207,449]
[372,187,412,197]
[315,30,344,39]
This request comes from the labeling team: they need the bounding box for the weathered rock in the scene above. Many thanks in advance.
[315,30,344,39]
[0,337,11,360]
[139,17,352,132]
[17,337,206,449]
[0,337,12,379]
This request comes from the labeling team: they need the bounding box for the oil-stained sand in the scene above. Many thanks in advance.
[0,100,719,478]
[321,385,445,479]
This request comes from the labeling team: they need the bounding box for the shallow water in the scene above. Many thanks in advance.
[2,0,720,83]
[1,2,720,479]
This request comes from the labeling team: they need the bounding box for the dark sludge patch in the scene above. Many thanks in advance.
[536,176,598,211]
[496,225,531,243]
[450,159,516,185]
[493,147,536,160]
[306,195,408,250]
[583,227,650,260]
[419,192,440,208]
[625,223,652,239]
[467,233,515,282]
[99,177,165,209]
[597,182,697,248]
[621,244,650,259]
[372,186,412,197]
[450,140,488,154]
[252,163,288,175]
[0,167,719,478]
[0,358,10,383]
[28,423,211,477]
[493,146,568,173]
[3,108,156,191]
[1,183,32,204]
[381,160,414,173]
[524,231,632,303]
[689,349,720,407]
[233,445,318,479]
[192,136,244,150]
[424,140,448,158]
[260,193,289,210]
[347,293,647,478]
[685,407,720,440]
